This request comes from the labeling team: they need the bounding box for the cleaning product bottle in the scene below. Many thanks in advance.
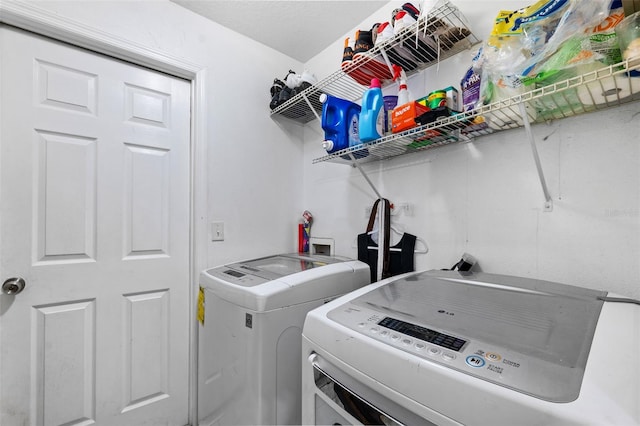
[396,69,412,107]
[359,78,385,143]
[397,81,410,106]
[382,95,398,134]
[320,93,361,154]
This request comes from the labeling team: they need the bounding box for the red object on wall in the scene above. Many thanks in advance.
[298,223,304,253]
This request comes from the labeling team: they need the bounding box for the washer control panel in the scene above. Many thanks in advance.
[327,303,542,397]
[377,316,467,352]
[204,266,269,287]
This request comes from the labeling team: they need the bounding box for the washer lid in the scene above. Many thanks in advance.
[200,253,367,311]
[329,270,607,402]
[224,253,344,282]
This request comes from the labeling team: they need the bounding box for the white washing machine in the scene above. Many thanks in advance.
[197,253,370,426]
[302,269,640,425]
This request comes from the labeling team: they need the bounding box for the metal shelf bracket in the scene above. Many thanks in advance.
[519,102,553,212]
[348,153,382,199]
[301,92,321,122]
[378,47,396,78]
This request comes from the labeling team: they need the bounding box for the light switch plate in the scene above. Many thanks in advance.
[211,221,224,241]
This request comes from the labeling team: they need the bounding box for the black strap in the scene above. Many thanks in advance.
[358,198,391,282]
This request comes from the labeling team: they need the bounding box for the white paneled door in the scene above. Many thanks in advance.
[0,26,191,425]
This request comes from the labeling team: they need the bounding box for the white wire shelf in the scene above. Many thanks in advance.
[269,0,480,124]
[313,57,640,165]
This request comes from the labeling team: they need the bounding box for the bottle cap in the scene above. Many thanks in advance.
[370,78,381,88]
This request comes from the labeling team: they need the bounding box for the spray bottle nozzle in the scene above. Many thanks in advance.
[392,64,403,82]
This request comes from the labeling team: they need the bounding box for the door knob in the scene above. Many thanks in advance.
[2,277,26,295]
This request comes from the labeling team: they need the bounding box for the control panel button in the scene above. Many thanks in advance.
[357,322,366,328]
[442,352,456,362]
[428,347,440,356]
[485,352,502,362]
[390,334,400,342]
[369,327,379,334]
[465,355,486,368]
[401,338,412,346]
[379,330,390,338]
[415,342,426,351]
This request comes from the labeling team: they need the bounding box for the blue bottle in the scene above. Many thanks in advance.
[359,78,385,143]
[320,93,361,154]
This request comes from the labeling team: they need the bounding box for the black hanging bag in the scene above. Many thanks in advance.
[357,199,416,282]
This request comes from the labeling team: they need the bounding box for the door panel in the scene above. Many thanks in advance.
[0,26,191,425]
[36,130,97,262]
[33,299,96,426]
[122,290,170,411]
[124,144,170,257]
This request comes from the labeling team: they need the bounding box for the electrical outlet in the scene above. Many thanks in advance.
[211,221,224,241]
[398,203,414,217]
[387,203,414,216]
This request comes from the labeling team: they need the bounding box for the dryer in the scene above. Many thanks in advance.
[302,269,640,425]
[197,253,369,426]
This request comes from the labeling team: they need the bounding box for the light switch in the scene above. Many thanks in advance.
[211,221,224,241]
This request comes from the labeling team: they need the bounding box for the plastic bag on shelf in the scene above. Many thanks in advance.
[479,0,613,102]
[586,0,625,66]
[521,35,606,118]
[521,0,628,117]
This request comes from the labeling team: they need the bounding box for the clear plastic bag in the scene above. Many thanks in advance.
[479,0,613,105]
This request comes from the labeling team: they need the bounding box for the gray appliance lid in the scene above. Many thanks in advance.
[225,253,345,281]
[332,270,607,402]
[355,270,606,368]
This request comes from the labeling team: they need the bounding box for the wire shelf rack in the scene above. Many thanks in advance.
[269,0,480,124]
[313,57,640,165]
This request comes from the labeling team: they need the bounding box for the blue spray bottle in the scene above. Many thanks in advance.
[359,78,385,143]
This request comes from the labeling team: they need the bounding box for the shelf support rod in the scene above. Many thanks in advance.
[379,47,395,78]
[301,92,321,122]
[518,102,553,212]
[348,153,382,199]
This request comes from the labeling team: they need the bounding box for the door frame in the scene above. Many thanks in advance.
[0,3,207,424]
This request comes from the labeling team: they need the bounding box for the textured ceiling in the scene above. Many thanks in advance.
[171,1,390,62]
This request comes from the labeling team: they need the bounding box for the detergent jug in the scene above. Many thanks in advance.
[359,78,385,143]
[320,93,361,154]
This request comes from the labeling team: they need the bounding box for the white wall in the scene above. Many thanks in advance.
[302,0,640,299]
[22,0,639,299]
[26,0,307,267]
